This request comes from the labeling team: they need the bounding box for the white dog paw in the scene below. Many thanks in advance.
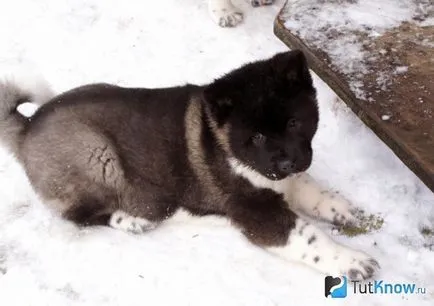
[109,210,157,234]
[330,248,380,280]
[209,2,243,27]
[316,192,358,226]
[215,10,243,27]
[269,219,379,280]
[250,0,274,7]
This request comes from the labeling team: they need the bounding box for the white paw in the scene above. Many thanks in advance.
[109,210,157,234]
[328,247,380,280]
[287,173,357,226]
[315,192,357,226]
[250,0,274,7]
[209,3,243,27]
[269,219,379,280]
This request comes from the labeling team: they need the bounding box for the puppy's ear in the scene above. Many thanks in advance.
[203,80,234,126]
[272,50,312,87]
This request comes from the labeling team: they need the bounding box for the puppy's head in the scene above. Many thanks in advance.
[203,50,318,181]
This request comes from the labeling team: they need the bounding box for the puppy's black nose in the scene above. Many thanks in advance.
[277,160,295,174]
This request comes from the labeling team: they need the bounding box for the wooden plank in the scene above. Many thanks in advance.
[274,1,434,192]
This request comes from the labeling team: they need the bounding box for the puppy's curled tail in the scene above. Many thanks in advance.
[0,74,54,156]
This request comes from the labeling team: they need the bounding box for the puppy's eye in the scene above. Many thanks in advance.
[287,118,300,130]
[251,133,266,146]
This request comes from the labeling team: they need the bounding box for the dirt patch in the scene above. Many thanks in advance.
[362,23,434,168]
[339,209,384,237]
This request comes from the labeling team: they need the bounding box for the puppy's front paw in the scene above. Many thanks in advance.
[250,0,275,7]
[333,249,380,280]
[317,192,357,227]
[268,219,379,281]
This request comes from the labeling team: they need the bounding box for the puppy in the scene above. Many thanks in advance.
[209,0,275,27]
[0,50,378,280]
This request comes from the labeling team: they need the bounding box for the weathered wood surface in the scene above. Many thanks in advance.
[274,1,434,192]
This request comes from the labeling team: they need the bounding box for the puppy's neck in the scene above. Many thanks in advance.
[198,95,232,155]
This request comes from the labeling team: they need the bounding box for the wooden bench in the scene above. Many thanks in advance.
[274,0,434,192]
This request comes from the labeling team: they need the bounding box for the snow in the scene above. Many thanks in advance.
[282,0,432,100]
[396,66,409,74]
[0,0,433,305]
[17,103,38,118]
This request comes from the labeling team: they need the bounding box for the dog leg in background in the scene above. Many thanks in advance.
[249,0,274,7]
[208,0,243,27]
[285,173,357,226]
[228,190,379,280]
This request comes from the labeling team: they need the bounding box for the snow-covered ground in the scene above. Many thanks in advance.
[0,0,433,305]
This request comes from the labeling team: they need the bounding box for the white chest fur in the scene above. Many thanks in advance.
[227,157,296,194]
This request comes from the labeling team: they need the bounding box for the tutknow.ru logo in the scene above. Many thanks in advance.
[325,276,348,298]
[325,276,427,298]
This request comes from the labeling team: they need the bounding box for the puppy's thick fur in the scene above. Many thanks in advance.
[0,51,379,279]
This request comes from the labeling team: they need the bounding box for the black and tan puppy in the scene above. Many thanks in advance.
[0,51,378,280]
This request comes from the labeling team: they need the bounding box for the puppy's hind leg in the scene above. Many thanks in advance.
[108,210,158,234]
[58,133,162,233]
[110,176,177,234]
[24,122,167,234]
[63,195,114,227]
[208,0,243,27]
[23,123,124,227]
[63,176,164,234]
